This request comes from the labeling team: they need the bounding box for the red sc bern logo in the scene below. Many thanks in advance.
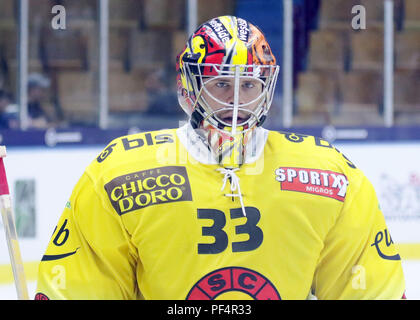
[186,267,281,300]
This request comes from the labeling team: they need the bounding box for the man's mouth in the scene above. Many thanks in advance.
[219,114,248,125]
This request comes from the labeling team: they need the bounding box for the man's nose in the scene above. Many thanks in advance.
[227,91,246,105]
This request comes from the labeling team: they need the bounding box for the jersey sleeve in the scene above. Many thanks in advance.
[312,171,406,300]
[35,172,141,300]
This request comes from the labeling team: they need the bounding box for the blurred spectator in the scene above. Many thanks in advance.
[0,89,18,129]
[144,68,181,117]
[27,73,54,129]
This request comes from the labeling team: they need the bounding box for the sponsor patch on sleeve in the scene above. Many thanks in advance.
[275,167,348,201]
[104,166,192,215]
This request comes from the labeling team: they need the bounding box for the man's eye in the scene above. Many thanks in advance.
[243,82,255,89]
[216,82,229,88]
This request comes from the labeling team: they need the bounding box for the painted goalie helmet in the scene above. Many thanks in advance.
[176,16,279,163]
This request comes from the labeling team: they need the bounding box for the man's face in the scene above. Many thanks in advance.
[200,76,264,125]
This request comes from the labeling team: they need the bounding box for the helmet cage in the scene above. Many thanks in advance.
[181,62,280,136]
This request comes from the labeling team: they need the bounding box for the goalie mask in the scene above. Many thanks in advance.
[176,16,279,167]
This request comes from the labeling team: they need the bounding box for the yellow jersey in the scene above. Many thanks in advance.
[35,124,405,300]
